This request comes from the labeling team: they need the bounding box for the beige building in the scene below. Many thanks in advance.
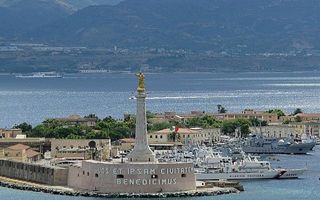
[289,122,320,138]
[0,128,23,138]
[116,138,183,152]
[47,115,97,127]
[0,144,41,162]
[51,139,111,160]
[214,109,279,123]
[148,109,279,124]
[149,128,220,144]
[250,125,298,138]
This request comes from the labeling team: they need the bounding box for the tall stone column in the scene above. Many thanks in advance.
[127,73,156,162]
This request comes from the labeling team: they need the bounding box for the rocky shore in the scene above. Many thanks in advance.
[0,176,240,198]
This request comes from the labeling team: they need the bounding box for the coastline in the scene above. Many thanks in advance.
[0,176,240,198]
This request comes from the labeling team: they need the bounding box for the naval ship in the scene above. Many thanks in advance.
[242,134,316,154]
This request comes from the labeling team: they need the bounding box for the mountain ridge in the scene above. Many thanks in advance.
[21,0,320,52]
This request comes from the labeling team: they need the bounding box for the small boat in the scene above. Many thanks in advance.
[15,72,63,78]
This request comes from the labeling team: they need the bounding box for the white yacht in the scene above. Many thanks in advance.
[195,151,283,180]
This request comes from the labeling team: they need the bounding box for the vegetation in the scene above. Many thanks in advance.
[217,105,227,113]
[12,110,276,140]
[221,118,251,137]
[184,115,221,128]
[15,116,135,141]
[13,122,32,133]
[266,109,285,118]
[249,118,268,127]
[293,108,303,116]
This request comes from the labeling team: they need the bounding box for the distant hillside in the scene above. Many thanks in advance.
[22,0,320,52]
[0,0,71,38]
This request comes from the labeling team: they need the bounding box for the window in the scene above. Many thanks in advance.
[150,135,153,138]
[160,135,163,139]
[117,174,124,178]
[95,173,99,178]
[87,172,90,176]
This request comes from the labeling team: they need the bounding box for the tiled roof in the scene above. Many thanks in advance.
[7,144,30,150]
[26,149,41,158]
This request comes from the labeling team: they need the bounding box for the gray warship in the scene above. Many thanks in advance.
[242,134,316,154]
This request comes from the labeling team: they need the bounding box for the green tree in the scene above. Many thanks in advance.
[249,118,268,126]
[221,118,251,137]
[185,115,221,128]
[293,108,303,115]
[84,113,99,119]
[13,122,32,132]
[266,109,285,118]
[148,122,172,131]
[217,105,227,113]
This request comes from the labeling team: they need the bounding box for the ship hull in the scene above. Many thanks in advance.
[196,170,280,180]
[243,142,316,154]
[277,168,306,179]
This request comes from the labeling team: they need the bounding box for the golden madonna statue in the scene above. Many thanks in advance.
[136,72,145,92]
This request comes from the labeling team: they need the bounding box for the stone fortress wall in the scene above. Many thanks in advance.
[0,159,68,185]
[68,160,195,193]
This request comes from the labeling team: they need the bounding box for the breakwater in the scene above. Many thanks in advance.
[0,176,240,198]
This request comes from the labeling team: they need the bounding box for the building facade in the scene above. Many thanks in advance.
[0,128,23,138]
[0,144,41,162]
[149,128,221,144]
[250,125,298,138]
[51,139,111,160]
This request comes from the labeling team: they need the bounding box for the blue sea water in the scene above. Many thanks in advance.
[0,71,320,199]
[1,71,320,127]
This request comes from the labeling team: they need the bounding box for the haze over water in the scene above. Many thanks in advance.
[1,71,320,127]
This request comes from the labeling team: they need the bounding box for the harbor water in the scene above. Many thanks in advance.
[1,71,320,127]
[0,71,320,199]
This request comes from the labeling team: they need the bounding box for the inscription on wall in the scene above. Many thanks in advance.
[96,166,193,185]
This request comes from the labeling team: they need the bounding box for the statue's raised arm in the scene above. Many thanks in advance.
[136,72,145,92]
